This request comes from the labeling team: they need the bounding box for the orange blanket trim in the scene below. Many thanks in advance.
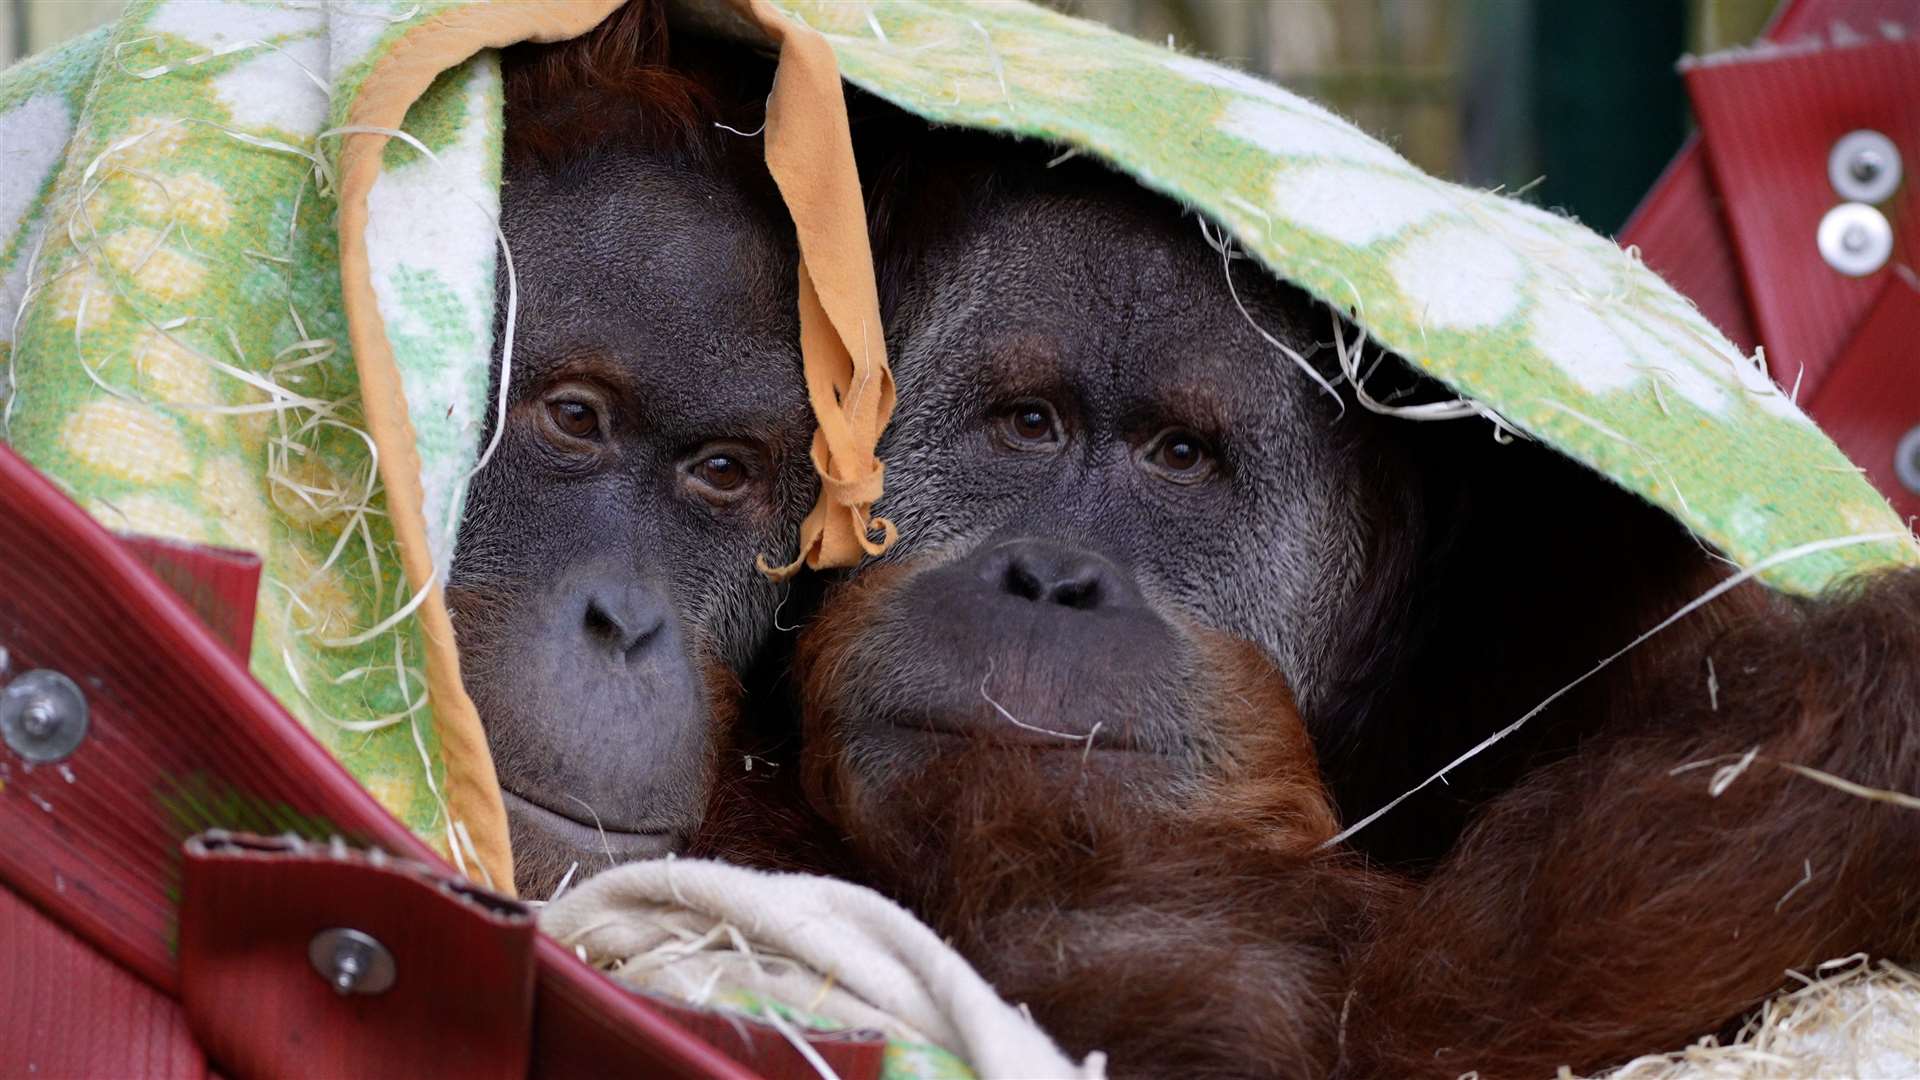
[336,0,896,892]
[338,0,626,896]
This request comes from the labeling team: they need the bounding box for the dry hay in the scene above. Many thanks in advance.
[1585,957,1920,1080]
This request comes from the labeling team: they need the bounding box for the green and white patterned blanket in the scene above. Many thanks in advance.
[1,2,509,864]
[2,1,1914,1075]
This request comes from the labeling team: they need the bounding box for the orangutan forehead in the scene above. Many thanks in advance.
[501,149,799,401]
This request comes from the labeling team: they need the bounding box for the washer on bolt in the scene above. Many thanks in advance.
[0,669,90,764]
[308,927,397,996]
[1817,202,1895,277]
[1829,129,1902,204]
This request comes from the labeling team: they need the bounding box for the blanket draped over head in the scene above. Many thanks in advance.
[2,1,1915,1073]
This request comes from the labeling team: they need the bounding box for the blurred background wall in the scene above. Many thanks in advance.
[1055,0,1776,232]
[3,0,122,65]
[3,0,1777,233]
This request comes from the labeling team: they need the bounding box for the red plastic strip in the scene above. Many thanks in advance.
[180,832,535,1080]
[1804,270,1920,522]
[0,445,757,1078]
[117,536,262,662]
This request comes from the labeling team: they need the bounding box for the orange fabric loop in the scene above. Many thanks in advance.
[740,0,898,580]
[757,447,895,580]
[819,454,886,508]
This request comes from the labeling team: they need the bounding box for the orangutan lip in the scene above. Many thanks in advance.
[499,788,680,853]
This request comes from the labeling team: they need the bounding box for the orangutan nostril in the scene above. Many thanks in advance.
[1051,576,1101,610]
[1004,562,1046,602]
[582,587,666,658]
[584,600,622,640]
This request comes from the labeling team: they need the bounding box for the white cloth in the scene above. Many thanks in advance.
[540,858,1105,1079]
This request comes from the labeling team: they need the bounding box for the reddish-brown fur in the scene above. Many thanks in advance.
[503,1,706,166]
[1314,420,1775,867]
[775,560,1397,1080]
[1342,565,1920,1078]
[567,16,1920,1074]
[502,0,770,170]
[701,561,1920,1079]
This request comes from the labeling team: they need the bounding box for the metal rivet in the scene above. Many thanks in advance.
[0,670,90,764]
[1830,129,1902,204]
[1817,203,1893,277]
[308,928,396,996]
[1896,426,1920,496]
[20,702,56,737]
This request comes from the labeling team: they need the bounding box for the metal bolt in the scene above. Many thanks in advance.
[1850,148,1886,186]
[19,701,56,738]
[308,928,395,996]
[0,670,90,764]
[1817,203,1894,277]
[1829,130,1902,204]
[332,937,364,991]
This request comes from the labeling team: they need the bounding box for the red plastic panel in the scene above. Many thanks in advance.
[1684,35,1919,397]
[0,885,207,1079]
[1619,0,1919,355]
[1804,270,1920,522]
[1622,0,1920,523]
[0,443,435,996]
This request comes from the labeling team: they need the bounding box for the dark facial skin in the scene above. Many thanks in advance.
[802,156,1414,843]
[449,57,812,898]
[816,129,1728,868]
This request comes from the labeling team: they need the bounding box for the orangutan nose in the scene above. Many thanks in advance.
[970,539,1146,612]
[582,581,668,658]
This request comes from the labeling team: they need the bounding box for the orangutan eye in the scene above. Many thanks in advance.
[1146,430,1215,481]
[998,400,1062,449]
[546,399,601,441]
[693,454,746,492]
[684,443,762,503]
